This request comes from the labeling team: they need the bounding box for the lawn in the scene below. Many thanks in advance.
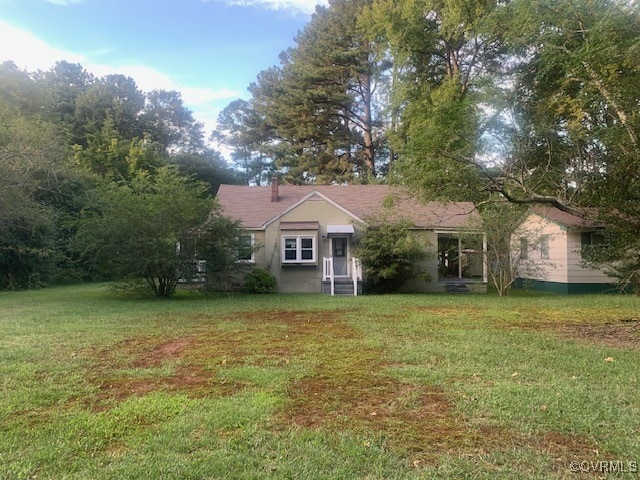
[1,284,638,479]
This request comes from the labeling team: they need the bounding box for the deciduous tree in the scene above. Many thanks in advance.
[74,167,213,297]
[140,89,205,153]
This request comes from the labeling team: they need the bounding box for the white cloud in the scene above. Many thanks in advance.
[182,86,241,104]
[209,0,327,15]
[0,20,240,142]
[87,64,242,138]
[0,20,84,71]
[45,0,84,4]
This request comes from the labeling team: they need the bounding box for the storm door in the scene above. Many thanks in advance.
[332,237,348,276]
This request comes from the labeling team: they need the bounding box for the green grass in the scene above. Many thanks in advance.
[1,284,639,479]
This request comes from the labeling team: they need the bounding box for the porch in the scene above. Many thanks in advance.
[322,256,363,296]
[437,232,488,293]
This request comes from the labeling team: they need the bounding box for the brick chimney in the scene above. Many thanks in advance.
[271,177,279,202]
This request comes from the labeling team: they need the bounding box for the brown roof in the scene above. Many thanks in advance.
[530,206,602,229]
[216,184,480,230]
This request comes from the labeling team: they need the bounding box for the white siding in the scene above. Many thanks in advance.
[514,213,612,285]
[566,232,611,284]
[513,214,568,282]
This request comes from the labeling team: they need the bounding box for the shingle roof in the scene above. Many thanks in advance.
[530,206,602,229]
[216,184,480,230]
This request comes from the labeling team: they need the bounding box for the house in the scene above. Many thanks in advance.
[512,206,615,293]
[216,179,487,294]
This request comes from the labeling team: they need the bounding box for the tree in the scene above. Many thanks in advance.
[0,61,47,116]
[485,0,639,213]
[0,104,73,289]
[74,74,145,144]
[185,212,252,293]
[232,0,389,184]
[483,0,640,291]
[0,60,242,292]
[476,201,528,296]
[140,89,205,153]
[214,98,274,185]
[364,0,504,200]
[356,213,430,293]
[39,61,93,144]
[285,0,384,179]
[72,119,166,180]
[170,149,242,195]
[74,167,213,297]
[363,0,639,292]
[391,77,486,202]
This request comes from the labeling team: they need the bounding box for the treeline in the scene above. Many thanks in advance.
[216,0,638,198]
[0,60,240,291]
[2,0,638,293]
[215,0,639,291]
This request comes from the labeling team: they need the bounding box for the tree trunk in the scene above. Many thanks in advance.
[359,71,375,177]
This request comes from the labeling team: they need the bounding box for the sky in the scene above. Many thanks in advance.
[0,0,327,143]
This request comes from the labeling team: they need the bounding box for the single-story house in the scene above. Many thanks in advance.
[512,206,615,293]
[216,179,488,294]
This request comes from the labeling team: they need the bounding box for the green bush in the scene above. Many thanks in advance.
[357,214,430,294]
[243,269,277,294]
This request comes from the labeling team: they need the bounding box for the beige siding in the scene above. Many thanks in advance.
[398,231,439,293]
[251,230,267,267]
[247,195,470,293]
[264,196,359,293]
[251,196,447,293]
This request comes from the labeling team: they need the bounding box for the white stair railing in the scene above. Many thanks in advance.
[323,257,335,295]
[351,257,362,296]
[324,257,361,296]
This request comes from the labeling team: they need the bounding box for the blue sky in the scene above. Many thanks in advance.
[0,0,326,139]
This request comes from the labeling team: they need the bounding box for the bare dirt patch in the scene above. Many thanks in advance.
[131,337,195,368]
[410,306,483,317]
[85,334,230,408]
[516,319,640,350]
[284,372,473,465]
[82,308,603,469]
[276,315,601,469]
[534,430,600,463]
[84,309,354,409]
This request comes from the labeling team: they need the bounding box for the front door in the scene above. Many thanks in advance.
[332,237,348,276]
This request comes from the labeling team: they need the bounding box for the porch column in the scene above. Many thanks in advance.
[482,233,488,283]
[458,236,463,278]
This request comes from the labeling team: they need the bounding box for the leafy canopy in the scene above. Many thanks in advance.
[74,167,213,297]
[357,211,431,293]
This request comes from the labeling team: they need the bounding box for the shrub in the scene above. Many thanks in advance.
[243,269,277,294]
[357,214,430,294]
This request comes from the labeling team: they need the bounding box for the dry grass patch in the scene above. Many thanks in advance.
[515,319,640,350]
[83,310,353,409]
[79,307,616,471]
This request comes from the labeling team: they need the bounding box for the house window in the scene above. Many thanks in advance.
[539,235,549,259]
[581,231,606,258]
[519,237,528,260]
[238,234,254,263]
[282,235,316,264]
[581,231,606,248]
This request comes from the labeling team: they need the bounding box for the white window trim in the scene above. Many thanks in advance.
[282,235,317,264]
